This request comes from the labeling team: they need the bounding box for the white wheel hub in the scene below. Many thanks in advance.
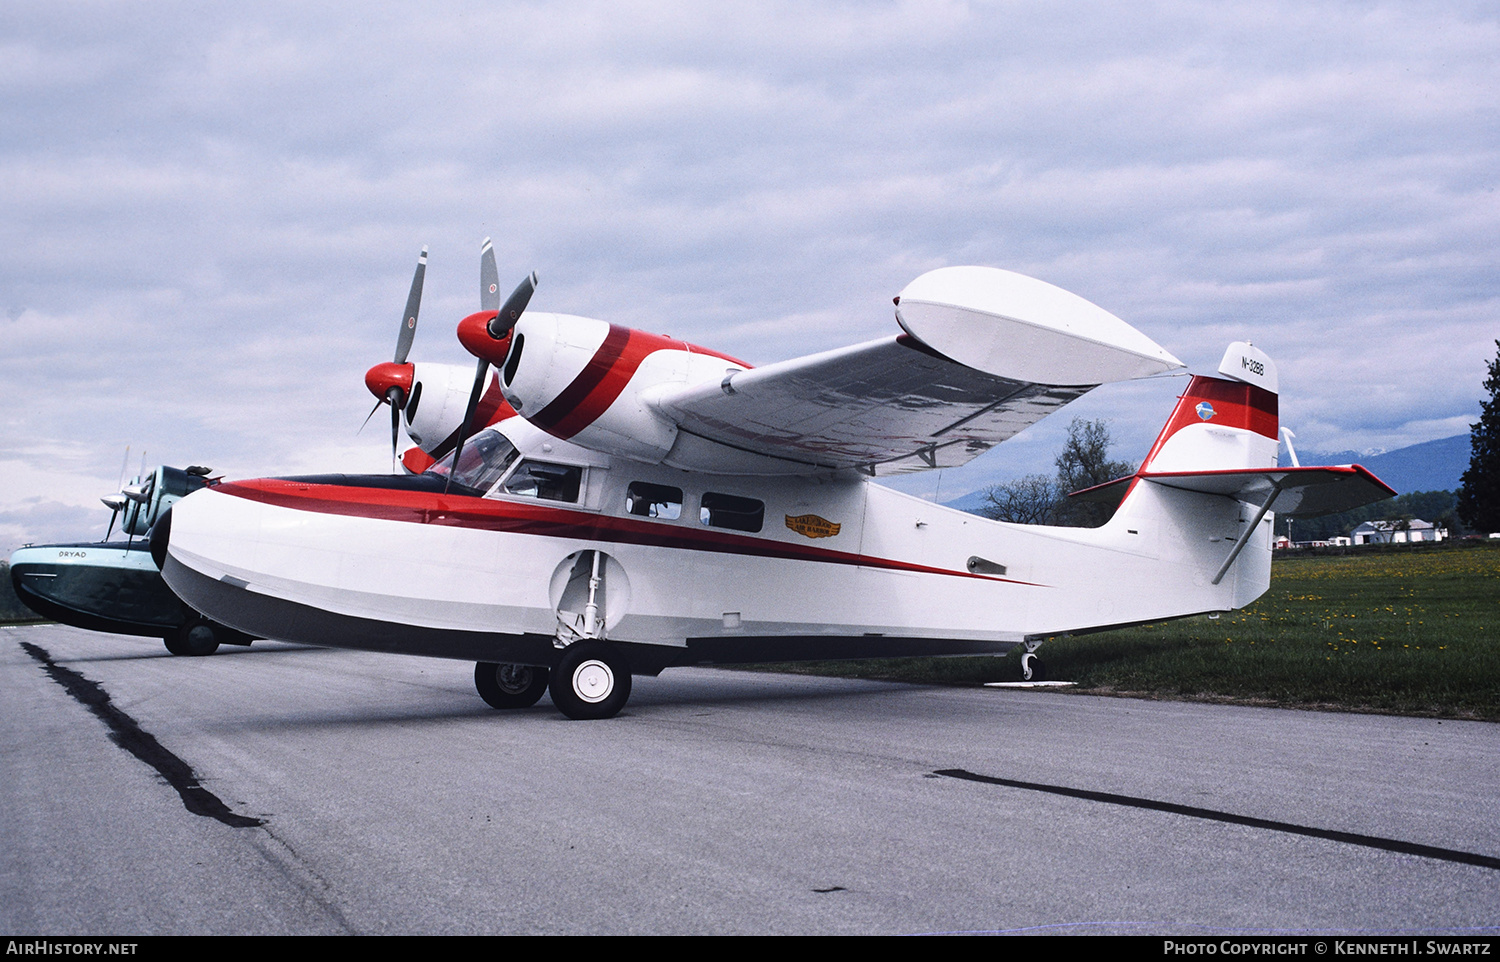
[572,659,614,704]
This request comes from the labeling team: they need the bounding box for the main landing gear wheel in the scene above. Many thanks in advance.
[549,642,631,720]
[164,618,220,657]
[1020,653,1045,682]
[474,662,549,709]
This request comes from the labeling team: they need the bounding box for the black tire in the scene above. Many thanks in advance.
[474,662,549,709]
[1021,655,1045,682]
[165,619,220,656]
[548,642,631,720]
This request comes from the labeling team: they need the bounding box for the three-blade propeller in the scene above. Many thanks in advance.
[362,247,428,468]
[447,238,536,492]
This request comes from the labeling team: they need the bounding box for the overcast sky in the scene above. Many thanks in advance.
[4,1,1497,551]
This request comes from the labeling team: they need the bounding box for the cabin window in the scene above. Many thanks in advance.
[427,430,520,495]
[700,492,764,533]
[501,460,582,503]
[625,482,682,520]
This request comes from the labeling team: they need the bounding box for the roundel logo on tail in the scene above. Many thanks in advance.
[1196,401,1216,421]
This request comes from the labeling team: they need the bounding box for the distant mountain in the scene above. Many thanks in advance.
[1287,434,1470,495]
[945,488,993,515]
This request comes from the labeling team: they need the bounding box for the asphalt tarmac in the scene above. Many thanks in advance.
[3,623,1497,936]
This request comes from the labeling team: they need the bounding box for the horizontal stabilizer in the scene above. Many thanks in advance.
[1138,465,1395,518]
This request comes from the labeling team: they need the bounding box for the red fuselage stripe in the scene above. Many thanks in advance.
[213,480,1043,587]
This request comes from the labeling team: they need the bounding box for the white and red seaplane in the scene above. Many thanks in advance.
[155,241,1394,718]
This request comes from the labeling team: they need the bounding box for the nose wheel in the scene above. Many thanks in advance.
[549,642,632,720]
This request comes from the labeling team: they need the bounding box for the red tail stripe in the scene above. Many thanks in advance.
[1140,376,1278,469]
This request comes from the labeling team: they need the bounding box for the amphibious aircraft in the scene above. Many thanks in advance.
[9,464,257,654]
[155,241,1394,717]
[10,249,509,655]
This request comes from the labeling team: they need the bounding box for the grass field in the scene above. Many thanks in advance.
[755,541,1500,721]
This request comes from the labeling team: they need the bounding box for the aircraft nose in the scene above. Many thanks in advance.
[149,506,172,570]
[364,361,414,401]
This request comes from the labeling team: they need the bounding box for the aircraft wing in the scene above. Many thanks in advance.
[650,267,1184,475]
[653,335,1096,474]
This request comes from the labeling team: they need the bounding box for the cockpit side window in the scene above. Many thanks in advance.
[501,460,583,503]
[425,431,520,495]
[625,482,682,520]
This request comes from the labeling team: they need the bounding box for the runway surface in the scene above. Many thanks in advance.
[3,623,1498,936]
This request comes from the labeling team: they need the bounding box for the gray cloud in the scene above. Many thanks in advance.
[4,0,1496,548]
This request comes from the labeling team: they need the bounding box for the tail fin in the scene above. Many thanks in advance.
[1116,341,1393,597]
[1137,342,1279,475]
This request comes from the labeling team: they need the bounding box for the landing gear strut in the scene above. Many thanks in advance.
[474,662,550,709]
[1019,640,1045,682]
[549,641,632,720]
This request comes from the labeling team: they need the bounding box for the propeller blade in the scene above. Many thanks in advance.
[445,358,491,494]
[487,271,539,339]
[480,238,500,313]
[394,247,427,364]
[101,494,125,542]
[389,389,403,469]
[359,397,383,433]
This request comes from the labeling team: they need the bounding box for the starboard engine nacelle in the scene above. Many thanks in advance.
[496,311,738,465]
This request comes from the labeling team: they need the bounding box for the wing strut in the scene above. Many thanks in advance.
[1210,478,1284,586]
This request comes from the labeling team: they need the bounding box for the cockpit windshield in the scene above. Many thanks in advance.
[424,430,521,495]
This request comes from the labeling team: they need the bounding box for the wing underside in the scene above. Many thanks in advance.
[654,336,1095,475]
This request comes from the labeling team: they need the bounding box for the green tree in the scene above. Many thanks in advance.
[979,473,1060,525]
[981,418,1134,527]
[1457,341,1500,533]
[1052,418,1136,526]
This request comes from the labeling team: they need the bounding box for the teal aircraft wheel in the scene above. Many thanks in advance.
[165,618,220,656]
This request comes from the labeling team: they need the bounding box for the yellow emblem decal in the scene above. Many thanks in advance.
[785,514,841,539]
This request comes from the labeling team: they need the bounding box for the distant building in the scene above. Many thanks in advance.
[1350,519,1445,545]
[1274,535,1352,550]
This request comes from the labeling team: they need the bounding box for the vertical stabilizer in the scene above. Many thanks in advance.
[1138,342,1279,475]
